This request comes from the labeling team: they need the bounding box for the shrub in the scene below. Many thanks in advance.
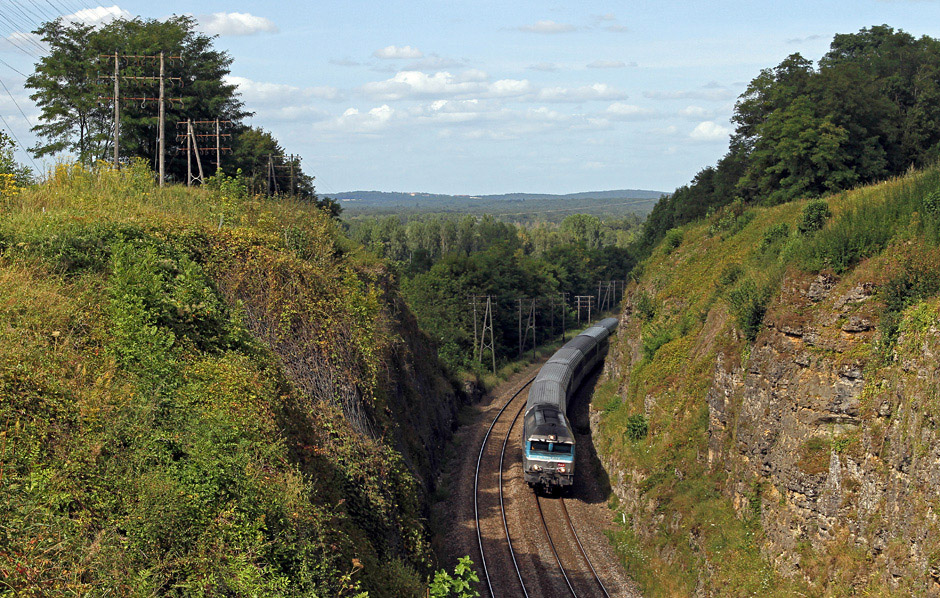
[635,290,657,321]
[728,278,773,341]
[798,199,832,235]
[641,322,673,361]
[879,243,940,353]
[760,222,790,250]
[429,556,480,598]
[923,190,940,215]
[664,228,684,253]
[626,414,649,441]
[717,263,744,288]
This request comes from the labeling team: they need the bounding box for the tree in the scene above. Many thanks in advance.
[27,15,249,177]
[26,20,106,163]
[738,97,856,204]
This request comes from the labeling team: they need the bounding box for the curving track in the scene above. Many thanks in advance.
[473,372,623,598]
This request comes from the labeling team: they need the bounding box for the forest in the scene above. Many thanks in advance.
[344,213,640,371]
[639,25,940,254]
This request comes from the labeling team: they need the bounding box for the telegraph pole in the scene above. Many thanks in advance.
[112,51,119,167]
[98,53,182,175]
[469,295,480,362]
[158,52,165,185]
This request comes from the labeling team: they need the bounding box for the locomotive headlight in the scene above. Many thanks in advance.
[533,465,542,472]
[558,466,566,473]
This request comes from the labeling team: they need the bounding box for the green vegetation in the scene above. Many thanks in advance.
[26,16,325,202]
[428,557,480,598]
[345,212,636,371]
[599,160,940,596]
[0,161,464,596]
[638,25,940,255]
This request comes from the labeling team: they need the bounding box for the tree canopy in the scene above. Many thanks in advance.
[638,25,940,253]
[26,15,328,207]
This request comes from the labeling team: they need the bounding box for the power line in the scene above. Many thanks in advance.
[0,76,33,126]
[0,109,39,172]
[0,57,28,78]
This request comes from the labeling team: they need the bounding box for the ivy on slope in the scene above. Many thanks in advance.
[0,167,439,596]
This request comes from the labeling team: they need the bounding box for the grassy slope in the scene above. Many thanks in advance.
[595,165,940,597]
[0,162,456,597]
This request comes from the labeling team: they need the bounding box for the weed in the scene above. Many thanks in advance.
[798,199,832,234]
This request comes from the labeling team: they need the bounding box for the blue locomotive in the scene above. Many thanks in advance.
[522,317,619,491]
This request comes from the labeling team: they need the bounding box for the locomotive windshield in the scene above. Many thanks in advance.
[529,441,573,454]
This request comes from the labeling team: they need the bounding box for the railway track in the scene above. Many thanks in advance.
[473,375,614,598]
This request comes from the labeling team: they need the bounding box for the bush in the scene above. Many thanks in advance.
[728,278,773,341]
[923,190,940,215]
[635,290,657,321]
[760,223,790,251]
[879,244,940,353]
[664,228,684,253]
[798,200,832,235]
[641,322,673,361]
[626,414,649,441]
[429,557,480,598]
[717,263,744,288]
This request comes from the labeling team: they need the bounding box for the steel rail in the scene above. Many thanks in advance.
[498,390,531,597]
[561,497,612,598]
[535,494,579,597]
[474,376,535,598]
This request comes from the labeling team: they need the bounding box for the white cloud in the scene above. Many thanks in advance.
[225,75,342,103]
[199,12,277,36]
[605,25,630,33]
[519,20,576,33]
[527,62,560,72]
[679,105,711,118]
[361,70,626,104]
[373,45,424,59]
[538,83,627,102]
[605,102,655,119]
[65,5,132,26]
[456,69,489,82]
[690,121,731,141]
[594,13,617,22]
[361,71,485,100]
[587,60,626,69]
[323,105,396,133]
[491,78,534,97]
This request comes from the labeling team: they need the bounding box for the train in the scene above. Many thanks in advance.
[522,317,619,492]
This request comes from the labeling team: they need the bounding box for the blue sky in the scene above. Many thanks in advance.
[1,1,939,195]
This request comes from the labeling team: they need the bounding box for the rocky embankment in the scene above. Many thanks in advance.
[591,171,940,596]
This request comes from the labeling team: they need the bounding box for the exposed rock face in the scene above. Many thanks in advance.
[598,271,940,595]
[710,272,940,593]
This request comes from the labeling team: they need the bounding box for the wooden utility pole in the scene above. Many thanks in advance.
[158,52,165,185]
[469,295,480,362]
[575,295,594,324]
[98,53,182,176]
[215,119,221,172]
[112,51,119,167]
[289,154,296,196]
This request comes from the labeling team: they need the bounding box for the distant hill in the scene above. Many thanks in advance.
[333,189,666,203]
[334,188,668,222]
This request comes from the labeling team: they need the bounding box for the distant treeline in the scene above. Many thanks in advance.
[341,194,660,225]
[345,213,640,370]
[640,25,940,253]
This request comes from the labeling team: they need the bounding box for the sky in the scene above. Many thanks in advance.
[1,1,939,195]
